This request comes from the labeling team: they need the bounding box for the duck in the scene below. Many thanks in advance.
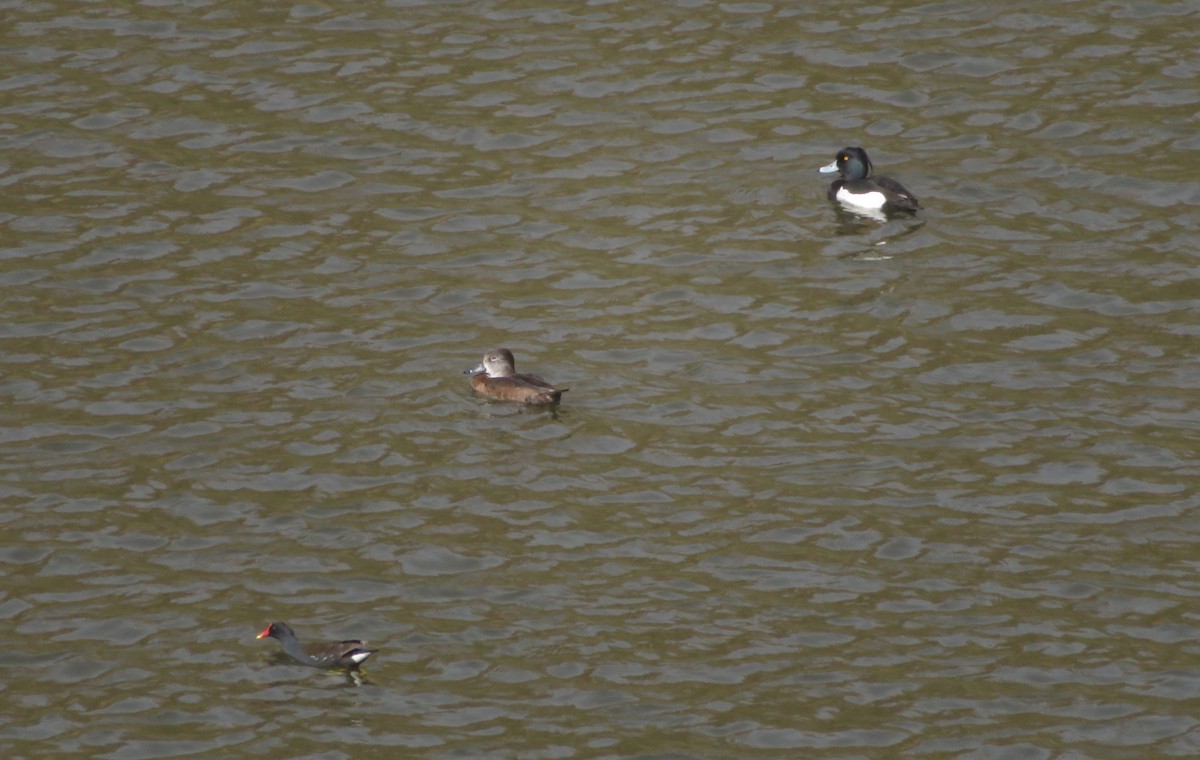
[464,348,567,405]
[256,621,377,670]
[818,146,920,214]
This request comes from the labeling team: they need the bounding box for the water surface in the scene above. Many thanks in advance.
[2,1,1200,757]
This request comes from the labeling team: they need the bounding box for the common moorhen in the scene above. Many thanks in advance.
[256,621,377,670]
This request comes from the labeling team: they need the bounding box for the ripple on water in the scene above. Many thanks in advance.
[2,0,1200,757]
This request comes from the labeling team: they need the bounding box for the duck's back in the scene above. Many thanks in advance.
[874,174,920,211]
[472,373,566,404]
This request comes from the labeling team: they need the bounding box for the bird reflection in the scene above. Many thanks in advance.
[830,206,926,260]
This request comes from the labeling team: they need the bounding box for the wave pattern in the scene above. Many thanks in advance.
[2,1,1199,757]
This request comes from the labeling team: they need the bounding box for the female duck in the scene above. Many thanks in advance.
[465,348,567,405]
[818,147,920,214]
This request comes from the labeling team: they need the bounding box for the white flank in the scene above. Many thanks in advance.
[836,187,887,209]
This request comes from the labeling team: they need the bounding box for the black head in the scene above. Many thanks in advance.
[256,621,293,641]
[818,147,873,181]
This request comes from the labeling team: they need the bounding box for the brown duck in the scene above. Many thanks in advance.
[464,348,567,405]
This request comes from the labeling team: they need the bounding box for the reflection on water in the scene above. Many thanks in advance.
[828,206,927,260]
[834,204,890,225]
[2,0,1200,757]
